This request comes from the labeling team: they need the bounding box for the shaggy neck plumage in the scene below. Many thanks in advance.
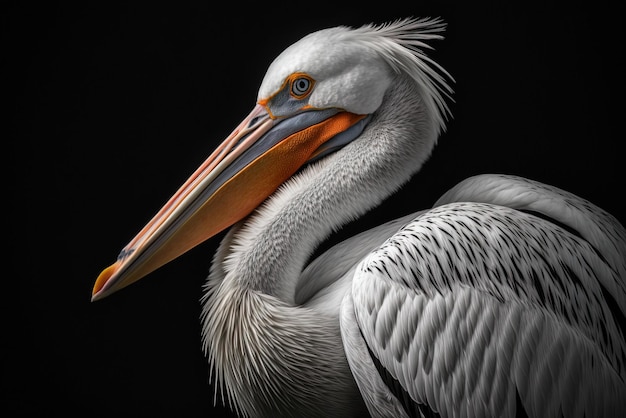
[200,73,438,417]
[225,73,438,303]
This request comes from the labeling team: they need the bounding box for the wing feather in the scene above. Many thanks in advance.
[342,175,626,417]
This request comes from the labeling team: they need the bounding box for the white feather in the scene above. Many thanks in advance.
[198,17,626,418]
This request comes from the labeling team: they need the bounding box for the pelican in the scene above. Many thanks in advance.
[92,18,626,417]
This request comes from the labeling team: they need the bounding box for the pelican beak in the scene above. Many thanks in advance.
[92,104,368,301]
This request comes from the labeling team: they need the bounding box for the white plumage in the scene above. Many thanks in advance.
[93,18,626,417]
[346,175,626,417]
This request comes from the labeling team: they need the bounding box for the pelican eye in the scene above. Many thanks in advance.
[289,73,315,99]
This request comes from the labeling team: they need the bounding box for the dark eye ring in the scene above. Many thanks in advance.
[289,74,314,99]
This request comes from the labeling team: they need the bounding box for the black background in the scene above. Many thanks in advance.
[6,1,625,417]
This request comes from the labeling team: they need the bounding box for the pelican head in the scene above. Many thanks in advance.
[92,17,452,304]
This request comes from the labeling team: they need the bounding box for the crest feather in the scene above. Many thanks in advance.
[349,17,454,133]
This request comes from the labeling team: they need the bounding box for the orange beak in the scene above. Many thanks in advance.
[92,104,368,301]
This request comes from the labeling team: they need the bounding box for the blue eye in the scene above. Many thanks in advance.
[292,78,310,95]
[289,74,315,99]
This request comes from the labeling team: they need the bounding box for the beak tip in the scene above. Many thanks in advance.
[91,261,122,302]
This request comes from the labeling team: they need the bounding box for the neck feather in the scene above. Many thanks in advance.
[200,73,438,417]
[219,73,438,303]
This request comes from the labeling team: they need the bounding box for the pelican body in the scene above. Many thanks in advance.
[93,18,626,417]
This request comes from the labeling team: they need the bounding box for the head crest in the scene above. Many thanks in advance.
[342,17,454,133]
